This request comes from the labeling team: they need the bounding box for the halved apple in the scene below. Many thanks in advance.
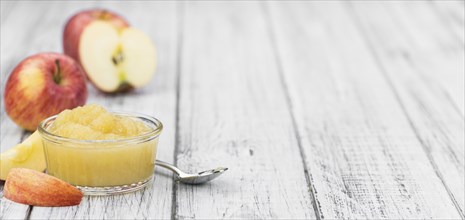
[0,131,46,180]
[79,21,156,92]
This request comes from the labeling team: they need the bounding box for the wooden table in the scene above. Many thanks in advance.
[1,1,463,219]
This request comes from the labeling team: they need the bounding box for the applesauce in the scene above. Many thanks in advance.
[38,105,162,195]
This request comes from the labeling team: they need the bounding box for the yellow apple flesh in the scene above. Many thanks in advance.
[0,131,46,180]
[79,21,156,93]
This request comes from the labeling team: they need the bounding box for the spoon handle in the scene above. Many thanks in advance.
[155,160,184,176]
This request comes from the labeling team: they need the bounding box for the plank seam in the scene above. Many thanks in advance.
[262,2,321,219]
[347,2,465,218]
[25,205,32,220]
[171,2,185,220]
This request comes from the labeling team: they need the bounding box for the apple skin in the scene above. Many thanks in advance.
[63,9,129,66]
[4,168,83,207]
[4,52,88,131]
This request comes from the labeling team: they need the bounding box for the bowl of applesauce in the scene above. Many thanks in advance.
[38,104,162,195]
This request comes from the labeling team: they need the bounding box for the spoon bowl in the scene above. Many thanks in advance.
[178,167,229,184]
[155,160,228,185]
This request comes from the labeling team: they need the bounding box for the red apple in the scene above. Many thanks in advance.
[63,9,157,93]
[4,52,88,131]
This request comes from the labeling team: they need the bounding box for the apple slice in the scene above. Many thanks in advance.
[4,168,83,207]
[0,131,46,180]
[79,21,156,92]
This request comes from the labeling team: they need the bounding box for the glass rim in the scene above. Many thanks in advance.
[38,111,163,146]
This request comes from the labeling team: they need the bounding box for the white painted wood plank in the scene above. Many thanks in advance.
[378,1,464,117]
[1,1,88,153]
[1,0,56,156]
[26,1,178,219]
[268,2,462,219]
[2,1,461,219]
[175,2,316,219]
[0,2,69,219]
[431,0,465,45]
[0,1,17,22]
[0,1,178,219]
[350,1,465,217]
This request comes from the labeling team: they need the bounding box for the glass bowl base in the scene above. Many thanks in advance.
[75,176,153,196]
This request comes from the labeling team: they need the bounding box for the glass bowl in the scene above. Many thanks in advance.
[38,112,162,196]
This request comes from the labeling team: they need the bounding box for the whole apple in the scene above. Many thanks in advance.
[63,9,157,93]
[4,53,88,131]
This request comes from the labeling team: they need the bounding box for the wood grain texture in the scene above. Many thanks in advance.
[375,1,464,117]
[0,2,64,219]
[1,0,52,162]
[1,1,178,219]
[431,0,465,46]
[174,2,316,219]
[350,1,465,217]
[28,1,179,219]
[0,1,16,25]
[0,1,463,219]
[268,1,462,219]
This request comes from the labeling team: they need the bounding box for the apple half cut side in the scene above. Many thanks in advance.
[79,21,156,92]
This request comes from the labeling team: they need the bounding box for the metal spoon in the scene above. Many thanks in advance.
[155,160,228,184]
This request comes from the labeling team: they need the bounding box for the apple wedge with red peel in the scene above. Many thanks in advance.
[79,21,156,93]
[4,168,83,207]
[0,131,46,180]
